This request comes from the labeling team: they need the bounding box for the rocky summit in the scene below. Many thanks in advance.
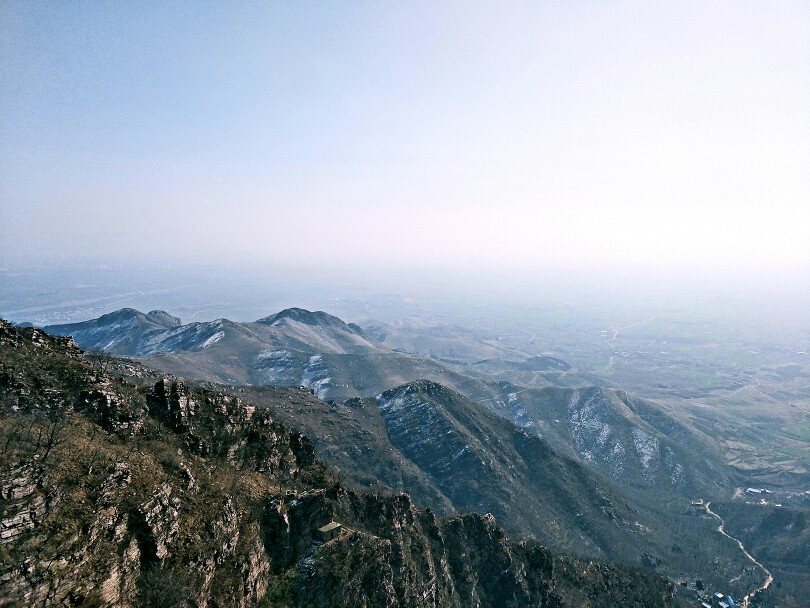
[0,320,680,607]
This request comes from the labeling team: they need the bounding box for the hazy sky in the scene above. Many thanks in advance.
[2,1,808,283]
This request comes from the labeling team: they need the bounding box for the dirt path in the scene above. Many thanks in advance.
[608,316,658,342]
[703,502,774,607]
[601,316,657,367]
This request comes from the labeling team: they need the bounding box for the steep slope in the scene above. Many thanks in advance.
[0,323,319,606]
[375,381,646,558]
[237,381,654,560]
[474,383,733,497]
[0,320,682,607]
[234,380,759,600]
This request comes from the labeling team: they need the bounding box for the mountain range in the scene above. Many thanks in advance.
[39,307,781,600]
[0,300,793,607]
[0,319,683,607]
[44,308,731,499]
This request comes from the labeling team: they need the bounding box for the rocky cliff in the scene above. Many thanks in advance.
[0,320,679,607]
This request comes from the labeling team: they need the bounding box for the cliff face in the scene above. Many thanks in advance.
[0,320,678,607]
[0,322,317,607]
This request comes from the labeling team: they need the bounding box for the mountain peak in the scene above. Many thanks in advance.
[146,310,182,327]
[98,307,143,321]
[255,308,363,335]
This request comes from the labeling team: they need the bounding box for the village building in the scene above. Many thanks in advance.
[318,521,342,542]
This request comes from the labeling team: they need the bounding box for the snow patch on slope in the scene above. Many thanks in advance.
[144,319,225,353]
[496,391,538,434]
[201,331,224,348]
[663,447,686,490]
[568,390,614,464]
[255,349,298,384]
[631,428,659,482]
[301,354,331,399]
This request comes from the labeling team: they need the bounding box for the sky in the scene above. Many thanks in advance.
[2,1,809,286]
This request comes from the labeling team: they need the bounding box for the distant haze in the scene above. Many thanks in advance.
[2,2,808,286]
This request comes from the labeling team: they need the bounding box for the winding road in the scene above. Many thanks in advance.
[703,502,773,607]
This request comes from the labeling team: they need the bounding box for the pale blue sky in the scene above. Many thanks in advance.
[2,1,808,283]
